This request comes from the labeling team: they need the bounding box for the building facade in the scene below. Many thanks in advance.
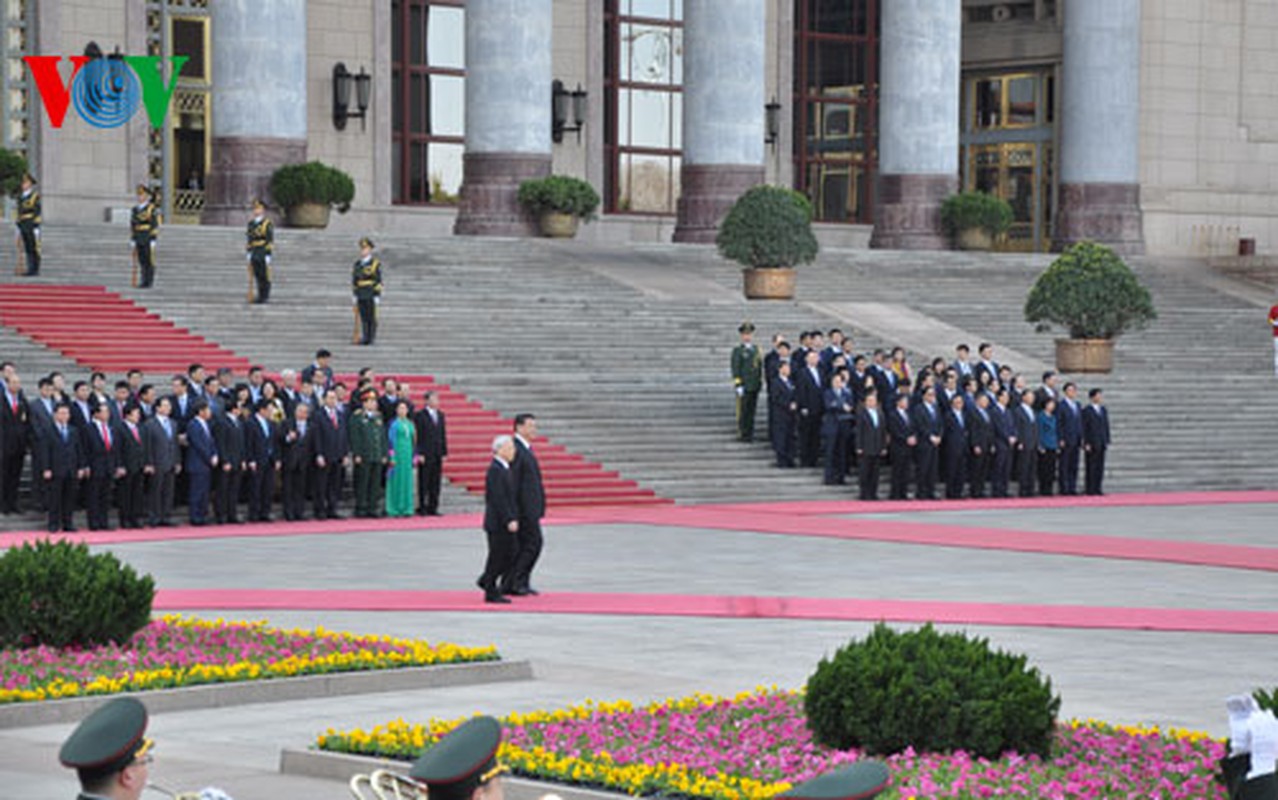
[7,0,1278,256]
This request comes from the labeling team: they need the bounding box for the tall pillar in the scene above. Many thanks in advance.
[870,0,961,250]
[672,0,766,244]
[454,0,552,237]
[203,0,307,225]
[1054,0,1144,254]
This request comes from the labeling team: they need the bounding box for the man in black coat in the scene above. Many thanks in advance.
[855,392,886,501]
[82,401,122,530]
[769,361,798,468]
[245,399,282,522]
[911,386,943,500]
[1056,382,1084,496]
[314,389,349,519]
[1082,388,1111,496]
[967,392,995,499]
[40,404,85,532]
[478,435,519,604]
[184,401,219,526]
[506,413,546,596]
[142,397,181,526]
[941,395,969,499]
[989,389,1016,498]
[886,392,915,500]
[212,401,247,524]
[1013,389,1040,497]
[794,349,825,468]
[1,374,30,514]
[413,390,448,515]
[280,402,317,521]
[117,403,148,529]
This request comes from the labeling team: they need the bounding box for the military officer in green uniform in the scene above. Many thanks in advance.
[130,184,160,288]
[352,236,383,345]
[731,321,764,442]
[246,199,274,304]
[409,715,508,800]
[16,172,41,276]
[59,697,154,800]
[349,387,388,517]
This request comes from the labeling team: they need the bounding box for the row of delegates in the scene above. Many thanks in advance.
[748,327,1113,500]
[478,415,547,604]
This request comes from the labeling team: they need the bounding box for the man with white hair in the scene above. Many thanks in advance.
[279,368,301,417]
[478,435,518,604]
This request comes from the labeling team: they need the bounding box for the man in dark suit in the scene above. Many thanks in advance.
[280,402,317,521]
[794,349,825,468]
[314,389,349,519]
[1082,388,1111,496]
[0,374,29,514]
[974,343,1000,386]
[989,388,1016,498]
[166,375,195,434]
[40,404,84,533]
[886,392,915,500]
[378,378,411,426]
[942,394,969,499]
[855,391,885,501]
[911,386,943,500]
[506,413,546,596]
[769,360,798,468]
[83,401,121,531]
[245,399,282,522]
[1014,389,1040,497]
[143,397,181,526]
[1034,371,1059,411]
[184,400,219,525]
[821,371,853,486]
[952,343,974,381]
[967,392,995,499]
[1056,382,1084,495]
[212,400,247,524]
[414,390,448,515]
[479,435,519,604]
[300,349,335,390]
[117,403,148,529]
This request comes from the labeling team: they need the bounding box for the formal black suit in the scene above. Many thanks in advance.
[821,386,853,485]
[768,376,797,468]
[989,403,1015,498]
[507,437,546,593]
[967,405,995,499]
[0,390,30,513]
[855,406,885,500]
[143,414,181,525]
[886,404,915,500]
[942,408,970,499]
[245,414,281,522]
[794,365,825,467]
[1082,403,1111,496]
[82,419,120,530]
[479,458,518,599]
[185,416,218,524]
[911,402,943,500]
[281,417,318,521]
[40,423,83,532]
[117,418,147,528]
[212,413,246,524]
[314,405,349,519]
[1056,398,1083,495]
[1013,403,1040,497]
[413,407,447,514]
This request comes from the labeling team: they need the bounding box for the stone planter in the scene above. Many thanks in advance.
[957,227,994,251]
[1055,338,1115,373]
[743,267,797,300]
[286,202,331,229]
[538,211,579,238]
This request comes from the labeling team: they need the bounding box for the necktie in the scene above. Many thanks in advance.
[129,423,140,443]
[59,425,67,442]
[8,395,15,414]
[101,422,112,451]
[956,412,963,428]
[298,422,306,437]
[329,409,338,427]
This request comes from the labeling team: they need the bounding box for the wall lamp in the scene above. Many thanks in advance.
[552,79,588,144]
[333,62,371,131]
[765,97,782,149]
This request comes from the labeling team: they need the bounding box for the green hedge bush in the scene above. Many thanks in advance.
[940,191,1013,236]
[1255,688,1278,714]
[0,541,155,649]
[0,147,27,198]
[1024,241,1157,339]
[270,160,356,212]
[804,623,1061,759]
[716,185,819,269]
[517,176,601,219]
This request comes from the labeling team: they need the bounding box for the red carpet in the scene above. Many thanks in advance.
[0,285,668,509]
[152,588,1278,634]
[702,490,1278,516]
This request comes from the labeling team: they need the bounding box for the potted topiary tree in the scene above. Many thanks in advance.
[716,185,819,300]
[941,191,1013,250]
[516,175,601,238]
[1024,241,1157,373]
[269,160,356,228]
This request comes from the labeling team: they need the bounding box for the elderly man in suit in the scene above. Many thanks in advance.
[506,413,546,596]
[281,402,317,521]
[142,397,181,527]
[478,435,519,604]
[855,391,886,500]
[315,388,350,520]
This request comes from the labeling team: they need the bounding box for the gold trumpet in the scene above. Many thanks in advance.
[349,768,429,800]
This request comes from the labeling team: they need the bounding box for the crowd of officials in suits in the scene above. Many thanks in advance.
[0,349,450,534]
[732,325,1113,501]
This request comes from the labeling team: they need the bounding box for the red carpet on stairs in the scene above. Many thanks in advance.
[0,284,668,508]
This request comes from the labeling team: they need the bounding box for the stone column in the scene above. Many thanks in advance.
[1054,0,1144,254]
[203,0,307,225]
[454,0,552,237]
[870,0,961,250]
[672,0,766,244]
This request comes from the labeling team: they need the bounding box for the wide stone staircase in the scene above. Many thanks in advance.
[1,223,1274,515]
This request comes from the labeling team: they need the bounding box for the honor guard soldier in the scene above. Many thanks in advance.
[16,172,41,276]
[130,184,160,288]
[776,760,890,800]
[352,237,383,346]
[408,715,509,800]
[246,199,275,303]
[731,321,764,442]
[59,697,154,800]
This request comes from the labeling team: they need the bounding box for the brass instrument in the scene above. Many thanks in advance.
[349,768,429,800]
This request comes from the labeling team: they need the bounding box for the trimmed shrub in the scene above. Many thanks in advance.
[0,147,27,198]
[270,160,356,213]
[804,623,1061,759]
[0,540,155,649]
[940,191,1013,236]
[517,176,601,220]
[1255,687,1278,714]
[716,185,819,269]
[1024,241,1157,339]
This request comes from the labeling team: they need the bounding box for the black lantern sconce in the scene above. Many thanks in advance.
[333,62,372,131]
[552,79,588,144]
[765,97,782,149]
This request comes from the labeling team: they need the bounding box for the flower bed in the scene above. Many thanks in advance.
[317,690,1226,800]
[0,615,499,704]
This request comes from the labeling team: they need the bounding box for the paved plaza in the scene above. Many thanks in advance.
[2,494,1276,799]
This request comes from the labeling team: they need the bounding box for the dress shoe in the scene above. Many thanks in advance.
[427,510,442,516]
[484,593,511,604]
[328,513,344,520]
[522,587,541,596]
[506,587,531,597]
[62,526,78,533]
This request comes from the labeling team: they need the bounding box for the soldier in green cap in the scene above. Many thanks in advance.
[409,715,507,800]
[352,236,383,345]
[60,697,154,800]
[731,321,763,442]
[349,388,388,517]
[777,760,890,800]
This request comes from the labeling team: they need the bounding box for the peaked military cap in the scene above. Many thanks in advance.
[777,761,891,800]
[409,716,505,800]
[739,321,756,334]
[23,172,36,185]
[135,183,151,195]
[59,697,151,782]
[359,236,375,250]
